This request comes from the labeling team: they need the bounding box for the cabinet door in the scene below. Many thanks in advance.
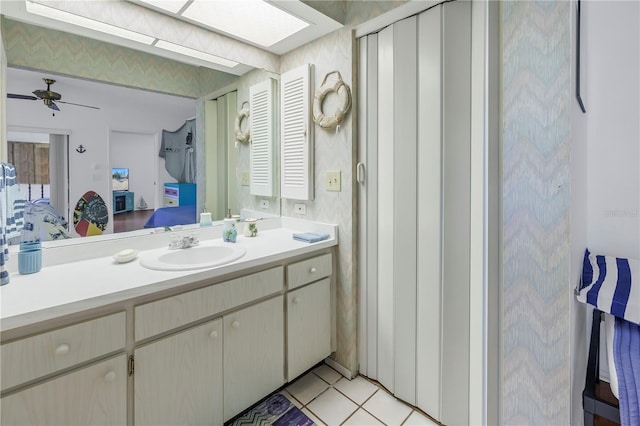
[134,319,223,426]
[224,296,284,421]
[287,278,331,380]
[1,355,126,425]
[125,192,134,211]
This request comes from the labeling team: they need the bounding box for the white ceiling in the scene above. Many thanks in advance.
[0,0,342,75]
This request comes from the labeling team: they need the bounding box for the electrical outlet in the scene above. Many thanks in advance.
[294,204,306,215]
[240,171,250,186]
[326,170,341,192]
[260,199,270,209]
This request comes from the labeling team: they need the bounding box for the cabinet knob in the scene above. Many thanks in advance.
[231,320,240,329]
[104,371,116,382]
[209,330,218,339]
[310,267,317,273]
[55,343,70,356]
[293,296,302,304]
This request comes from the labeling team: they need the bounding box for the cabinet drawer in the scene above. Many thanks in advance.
[163,196,178,207]
[0,312,126,392]
[135,266,284,341]
[287,253,332,290]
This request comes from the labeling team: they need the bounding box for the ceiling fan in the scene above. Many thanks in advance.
[7,78,100,114]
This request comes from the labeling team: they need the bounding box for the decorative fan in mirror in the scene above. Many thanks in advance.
[7,78,100,115]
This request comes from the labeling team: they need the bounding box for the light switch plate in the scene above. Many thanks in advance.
[260,199,270,209]
[326,170,341,192]
[240,171,250,186]
[294,204,306,215]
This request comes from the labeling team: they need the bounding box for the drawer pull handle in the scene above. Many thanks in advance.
[209,330,218,339]
[293,296,302,304]
[104,371,116,382]
[310,267,317,273]
[55,343,70,356]
[231,320,240,329]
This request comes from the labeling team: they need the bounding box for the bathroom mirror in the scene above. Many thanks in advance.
[4,52,281,243]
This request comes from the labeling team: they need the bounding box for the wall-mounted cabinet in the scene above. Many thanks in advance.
[280,64,314,201]
[249,78,277,197]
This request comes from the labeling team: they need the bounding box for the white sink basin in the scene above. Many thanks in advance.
[140,244,247,271]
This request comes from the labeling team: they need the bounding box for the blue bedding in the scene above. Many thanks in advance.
[143,205,196,228]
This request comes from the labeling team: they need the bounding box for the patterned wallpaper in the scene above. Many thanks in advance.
[280,27,357,373]
[228,22,358,373]
[0,17,7,161]
[502,1,572,424]
[1,18,237,99]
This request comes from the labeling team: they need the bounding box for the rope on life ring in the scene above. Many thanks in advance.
[313,70,352,132]
[234,101,250,145]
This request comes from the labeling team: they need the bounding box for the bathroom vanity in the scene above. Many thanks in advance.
[0,219,337,425]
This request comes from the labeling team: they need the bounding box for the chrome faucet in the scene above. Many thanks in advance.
[169,233,199,249]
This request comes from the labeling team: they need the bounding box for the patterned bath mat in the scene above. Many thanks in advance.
[229,392,315,426]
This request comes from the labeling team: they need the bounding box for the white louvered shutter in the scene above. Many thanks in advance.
[250,78,276,197]
[280,64,314,201]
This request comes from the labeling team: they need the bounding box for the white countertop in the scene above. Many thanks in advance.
[1,220,337,334]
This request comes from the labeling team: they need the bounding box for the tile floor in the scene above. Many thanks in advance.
[280,364,440,426]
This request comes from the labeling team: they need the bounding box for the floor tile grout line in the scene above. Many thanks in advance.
[287,364,435,426]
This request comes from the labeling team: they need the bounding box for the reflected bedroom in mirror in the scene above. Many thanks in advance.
[6,64,281,243]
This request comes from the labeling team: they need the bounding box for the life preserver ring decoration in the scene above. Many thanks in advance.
[234,101,250,144]
[313,70,352,132]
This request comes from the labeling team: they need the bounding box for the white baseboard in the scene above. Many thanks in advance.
[324,357,352,380]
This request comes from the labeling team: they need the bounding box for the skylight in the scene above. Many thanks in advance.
[138,0,310,48]
[25,0,156,45]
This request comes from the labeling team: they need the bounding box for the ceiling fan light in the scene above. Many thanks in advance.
[43,99,60,111]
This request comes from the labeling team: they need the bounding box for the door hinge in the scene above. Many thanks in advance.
[128,355,135,376]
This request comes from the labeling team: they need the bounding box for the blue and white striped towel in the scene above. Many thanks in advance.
[0,167,7,285]
[577,249,639,324]
[0,163,27,285]
[2,163,26,239]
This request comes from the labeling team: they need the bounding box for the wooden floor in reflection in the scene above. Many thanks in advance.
[113,209,154,233]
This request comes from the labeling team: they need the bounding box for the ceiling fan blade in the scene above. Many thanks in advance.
[48,102,60,111]
[7,93,38,100]
[58,100,100,110]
